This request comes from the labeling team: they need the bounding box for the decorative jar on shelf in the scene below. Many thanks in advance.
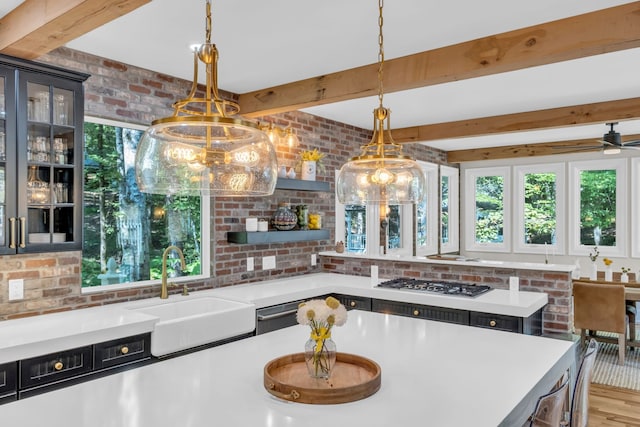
[308,213,322,230]
[271,203,297,231]
[621,272,629,283]
[295,205,309,230]
[301,160,316,181]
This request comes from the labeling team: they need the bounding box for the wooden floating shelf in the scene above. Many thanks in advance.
[227,229,330,244]
[275,178,330,192]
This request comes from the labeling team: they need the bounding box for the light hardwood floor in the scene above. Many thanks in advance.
[589,383,640,426]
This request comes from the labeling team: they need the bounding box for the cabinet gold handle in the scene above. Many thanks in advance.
[121,346,129,355]
[19,217,26,248]
[54,361,64,371]
[489,320,497,327]
[350,301,356,307]
[413,309,420,316]
[9,217,16,248]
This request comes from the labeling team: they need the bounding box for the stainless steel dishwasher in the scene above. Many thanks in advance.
[255,300,305,335]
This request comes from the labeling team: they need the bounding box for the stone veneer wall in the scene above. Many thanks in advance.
[0,47,448,320]
[320,255,572,334]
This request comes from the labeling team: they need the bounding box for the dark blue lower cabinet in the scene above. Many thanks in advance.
[13,333,152,400]
[0,361,17,403]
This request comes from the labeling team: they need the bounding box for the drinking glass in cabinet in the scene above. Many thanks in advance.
[0,77,5,117]
[54,138,67,164]
[28,83,50,122]
[0,167,5,202]
[54,183,69,203]
[27,134,51,163]
[53,89,73,126]
[0,130,5,161]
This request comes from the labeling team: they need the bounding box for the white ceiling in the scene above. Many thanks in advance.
[3,0,640,151]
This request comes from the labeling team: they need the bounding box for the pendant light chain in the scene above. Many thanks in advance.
[205,0,212,44]
[377,0,384,109]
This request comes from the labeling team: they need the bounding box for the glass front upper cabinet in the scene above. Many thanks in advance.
[0,55,87,255]
[25,81,76,246]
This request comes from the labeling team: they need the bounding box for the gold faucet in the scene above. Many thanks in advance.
[160,245,186,299]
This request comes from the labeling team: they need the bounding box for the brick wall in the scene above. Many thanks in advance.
[0,47,448,319]
[320,255,572,334]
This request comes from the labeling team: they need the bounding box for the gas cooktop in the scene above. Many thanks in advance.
[377,278,492,297]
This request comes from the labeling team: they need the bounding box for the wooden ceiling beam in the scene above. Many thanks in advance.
[447,134,640,163]
[0,0,150,59]
[238,2,640,117]
[391,97,640,143]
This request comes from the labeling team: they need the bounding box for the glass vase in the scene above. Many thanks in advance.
[304,337,336,379]
[605,266,613,282]
[589,261,597,281]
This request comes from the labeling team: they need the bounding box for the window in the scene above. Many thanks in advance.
[633,157,640,258]
[440,165,459,254]
[82,118,208,290]
[568,159,626,258]
[344,204,367,253]
[335,161,439,257]
[513,163,565,255]
[464,167,510,252]
[415,162,438,256]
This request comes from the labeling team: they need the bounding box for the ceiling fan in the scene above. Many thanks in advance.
[553,122,640,154]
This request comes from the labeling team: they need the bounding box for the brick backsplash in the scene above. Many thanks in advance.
[0,46,451,320]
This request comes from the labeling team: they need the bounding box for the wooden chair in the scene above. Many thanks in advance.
[528,375,569,427]
[573,281,628,364]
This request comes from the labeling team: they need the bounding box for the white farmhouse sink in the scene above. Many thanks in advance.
[130,297,255,357]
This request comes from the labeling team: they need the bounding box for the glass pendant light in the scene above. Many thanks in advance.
[336,0,425,205]
[135,0,277,196]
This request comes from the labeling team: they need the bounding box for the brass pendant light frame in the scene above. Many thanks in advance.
[135,0,277,196]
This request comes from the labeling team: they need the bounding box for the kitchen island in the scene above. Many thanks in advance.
[0,310,575,427]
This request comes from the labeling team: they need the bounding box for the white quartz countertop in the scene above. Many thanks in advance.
[204,272,548,317]
[0,305,157,364]
[0,273,548,363]
[0,310,575,427]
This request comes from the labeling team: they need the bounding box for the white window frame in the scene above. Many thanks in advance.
[440,165,459,254]
[413,161,438,256]
[568,158,627,258]
[513,163,565,255]
[633,157,640,258]
[464,166,511,253]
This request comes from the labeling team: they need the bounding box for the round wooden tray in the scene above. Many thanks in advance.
[264,352,381,404]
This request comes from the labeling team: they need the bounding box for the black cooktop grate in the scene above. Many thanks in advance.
[377,278,492,297]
